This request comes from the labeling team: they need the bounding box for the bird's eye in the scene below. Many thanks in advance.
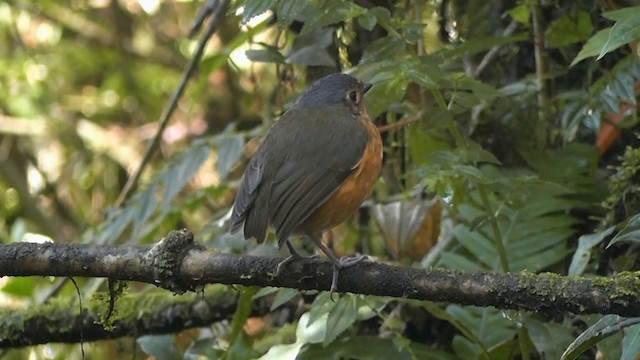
[347,90,358,102]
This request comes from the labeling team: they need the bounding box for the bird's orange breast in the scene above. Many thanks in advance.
[295,115,383,234]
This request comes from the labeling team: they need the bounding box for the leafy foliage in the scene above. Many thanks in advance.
[2,0,640,359]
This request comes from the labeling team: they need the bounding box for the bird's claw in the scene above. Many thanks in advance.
[275,254,320,277]
[330,254,373,293]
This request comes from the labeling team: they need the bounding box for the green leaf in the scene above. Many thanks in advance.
[245,48,285,64]
[622,323,640,360]
[571,28,611,66]
[228,287,258,357]
[276,0,308,26]
[569,226,616,275]
[9,219,26,242]
[608,214,640,247]
[184,338,223,359]
[361,38,406,64]
[546,11,592,48]
[438,35,527,60]
[131,185,158,238]
[324,294,358,346]
[270,288,300,311]
[96,206,136,244]
[526,318,574,360]
[300,336,458,360]
[137,335,181,360]
[302,0,363,34]
[308,292,336,324]
[253,286,279,299]
[258,313,322,359]
[357,12,377,31]
[370,7,391,25]
[447,306,515,354]
[286,28,336,66]
[597,16,640,60]
[420,302,487,351]
[216,135,245,180]
[162,143,211,211]
[602,6,640,21]
[238,0,277,25]
[508,4,530,25]
[1,277,38,297]
[562,315,640,360]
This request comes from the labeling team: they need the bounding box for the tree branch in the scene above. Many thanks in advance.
[0,285,275,348]
[2,229,639,322]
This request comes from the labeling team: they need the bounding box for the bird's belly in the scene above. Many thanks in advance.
[295,119,382,234]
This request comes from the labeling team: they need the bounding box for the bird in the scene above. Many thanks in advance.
[230,73,383,292]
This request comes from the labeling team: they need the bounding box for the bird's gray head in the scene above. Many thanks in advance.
[293,73,372,114]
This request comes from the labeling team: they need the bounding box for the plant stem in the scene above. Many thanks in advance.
[477,184,510,272]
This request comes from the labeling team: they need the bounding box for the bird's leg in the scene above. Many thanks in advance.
[308,234,370,292]
[275,239,318,276]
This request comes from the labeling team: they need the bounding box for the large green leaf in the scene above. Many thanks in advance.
[598,15,640,60]
[526,319,574,360]
[562,315,640,360]
[571,28,611,66]
[324,294,359,346]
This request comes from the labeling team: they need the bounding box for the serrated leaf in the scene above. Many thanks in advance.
[452,165,487,182]
[324,294,358,346]
[561,315,640,360]
[216,135,245,179]
[308,292,335,324]
[239,0,277,25]
[569,226,615,275]
[597,16,640,60]
[276,0,308,26]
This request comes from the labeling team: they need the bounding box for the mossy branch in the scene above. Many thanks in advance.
[1,229,640,348]
[0,285,273,348]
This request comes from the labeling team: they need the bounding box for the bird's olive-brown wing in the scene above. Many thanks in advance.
[229,146,267,240]
[265,105,369,248]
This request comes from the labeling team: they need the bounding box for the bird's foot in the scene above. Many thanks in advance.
[275,253,319,277]
[330,254,373,293]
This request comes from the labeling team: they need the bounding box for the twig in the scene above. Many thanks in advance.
[377,115,421,133]
[531,2,550,148]
[472,20,519,78]
[114,0,231,207]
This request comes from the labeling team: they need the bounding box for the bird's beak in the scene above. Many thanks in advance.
[362,82,373,94]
